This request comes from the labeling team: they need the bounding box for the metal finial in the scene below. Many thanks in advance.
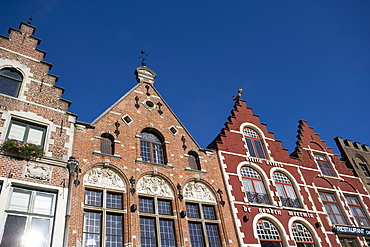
[28,11,34,24]
[139,50,148,67]
[232,88,243,101]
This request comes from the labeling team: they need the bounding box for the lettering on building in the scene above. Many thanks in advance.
[266,161,284,168]
[246,157,262,163]
[288,211,314,218]
[258,208,282,215]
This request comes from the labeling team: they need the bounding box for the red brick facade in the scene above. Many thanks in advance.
[210,99,370,247]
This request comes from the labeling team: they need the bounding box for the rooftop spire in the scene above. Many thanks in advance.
[139,50,148,67]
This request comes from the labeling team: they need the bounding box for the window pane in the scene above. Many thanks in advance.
[188,222,204,247]
[159,220,175,247]
[158,200,172,215]
[0,215,26,247]
[140,218,156,247]
[139,197,154,213]
[8,123,26,141]
[27,128,44,146]
[85,190,102,207]
[242,178,253,192]
[106,193,122,209]
[202,205,216,220]
[186,203,200,218]
[205,224,221,247]
[0,75,21,97]
[140,141,151,162]
[106,214,123,247]
[153,143,163,164]
[83,212,101,247]
[24,218,51,247]
[254,139,265,158]
[245,138,256,157]
[33,192,54,215]
[9,189,31,212]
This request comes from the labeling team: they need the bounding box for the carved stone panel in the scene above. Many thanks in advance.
[84,167,126,190]
[184,181,216,202]
[25,162,51,181]
[137,175,174,198]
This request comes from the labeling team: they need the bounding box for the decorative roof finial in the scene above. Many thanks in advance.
[139,50,148,67]
[28,11,34,24]
[232,88,243,101]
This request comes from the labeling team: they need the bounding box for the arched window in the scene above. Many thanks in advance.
[184,181,221,247]
[291,223,315,247]
[273,172,301,208]
[256,220,282,247]
[314,154,335,176]
[0,68,23,97]
[100,133,114,155]
[140,130,164,164]
[188,151,201,170]
[241,167,270,205]
[137,175,176,247]
[83,167,126,247]
[243,128,266,159]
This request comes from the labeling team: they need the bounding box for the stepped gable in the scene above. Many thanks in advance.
[209,99,290,162]
[292,120,352,176]
[0,22,70,111]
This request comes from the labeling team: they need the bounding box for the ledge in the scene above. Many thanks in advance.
[185,168,207,174]
[92,152,122,159]
[135,159,174,169]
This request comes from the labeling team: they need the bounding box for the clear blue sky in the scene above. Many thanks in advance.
[1,1,369,153]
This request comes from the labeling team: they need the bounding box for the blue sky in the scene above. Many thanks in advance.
[1,1,369,153]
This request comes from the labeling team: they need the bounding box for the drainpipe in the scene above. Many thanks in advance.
[63,156,80,247]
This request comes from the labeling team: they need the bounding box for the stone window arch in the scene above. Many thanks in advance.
[184,181,221,247]
[241,167,271,205]
[100,133,114,155]
[273,172,301,208]
[83,166,126,247]
[256,219,283,247]
[0,67,23,97]
[291,222,315,247]
[137,175,175,247]
[140,129,166,164]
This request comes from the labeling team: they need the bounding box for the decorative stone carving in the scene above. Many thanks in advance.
[84,167,125,190]
[184,181,216,202]
[25,162,51,181]
[137,175,174,198]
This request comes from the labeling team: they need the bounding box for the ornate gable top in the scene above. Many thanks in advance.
[135,66,156,84]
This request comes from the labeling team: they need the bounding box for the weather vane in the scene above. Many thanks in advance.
[28,11,34,24]
[232,88,243,101]
[139,50,148,67]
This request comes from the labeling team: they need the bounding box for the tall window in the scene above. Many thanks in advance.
[139,197,175,247]
[339,238,359,247]
[0,187,56,247]
[241,167,270,204]
[140,131,164,164]
[6,120,46,146]
[319,192,346,225]
[359,163,370,177]
[314,154,335,176]
[100,133,114,155]
[188,151,201,170]
[83,189,124,247]
[345,196,370,227]
[243,128,266,159]
[0,68,23,97]
[273,172,301,208]
[186,203,221,247]
[291,223,315,247]
[256,220,282,247]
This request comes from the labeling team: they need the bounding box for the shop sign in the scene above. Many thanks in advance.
[334,225,370,236]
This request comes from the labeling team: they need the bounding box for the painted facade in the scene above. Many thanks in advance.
[0,22,77,246]
[208,99,370,247]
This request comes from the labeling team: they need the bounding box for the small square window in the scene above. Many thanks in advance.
[122,115,133,125]
[169,126,178,135]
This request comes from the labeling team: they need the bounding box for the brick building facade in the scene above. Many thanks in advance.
[335,137,370,195]
[208,99,370,247]
[0,22,77,246]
